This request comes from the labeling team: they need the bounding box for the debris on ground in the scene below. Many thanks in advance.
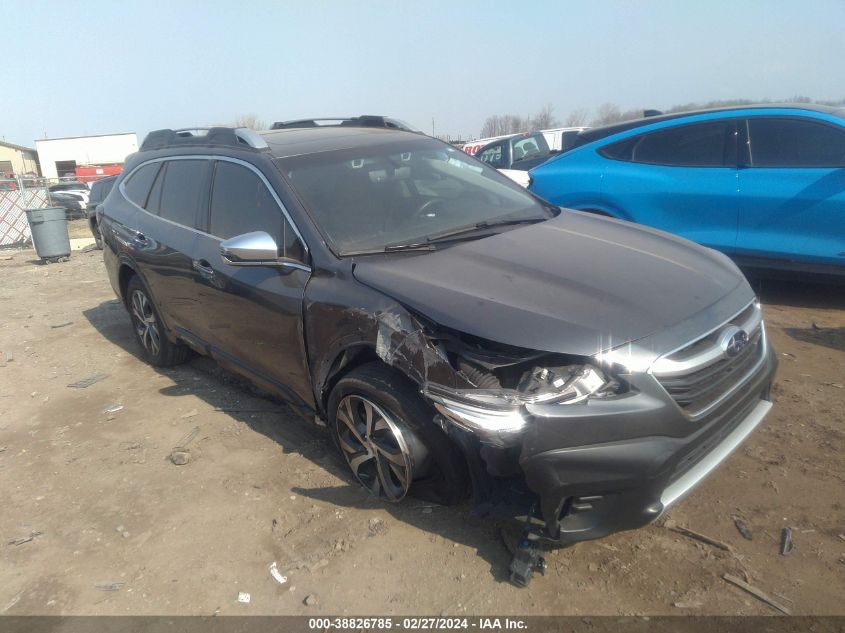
[180,409,199,419]
[780,527,794,556]
[303,594,318,607]
[237,592,250,604]
[102,404,124,415]
[8,531,43,546]
[95,582,123,592]
[50,321,73,329]
[668,525,734,552]
[174,426,200,450]
[732,516,753,540]
[368,517,387,536]
[67,373,109,389]
[672,600,703,609]
[722,573,791,615]
[269,561,287,585]
[168,450,191,466]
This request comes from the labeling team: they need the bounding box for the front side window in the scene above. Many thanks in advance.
[602,120,734,167]
[747,117,845,167]
[209,161,303,260]
[122,163,160,206]
[157,160,208,228]
[277,138,550,255]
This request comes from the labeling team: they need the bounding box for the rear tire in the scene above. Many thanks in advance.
[328,362,469,505]
[126,275,190,367]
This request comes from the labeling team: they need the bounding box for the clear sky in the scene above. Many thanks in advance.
[3,0,844,146]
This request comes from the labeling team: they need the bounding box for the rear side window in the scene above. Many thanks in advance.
[122,163,160,206]
[478,143,504,168]
[601,121,734,167]
[747,117,845,167]
[209,161,304,261]
[157,160,209,228]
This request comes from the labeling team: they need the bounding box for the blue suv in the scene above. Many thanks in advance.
[529,105,845,276]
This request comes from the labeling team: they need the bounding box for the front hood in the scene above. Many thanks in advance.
[352,211,749,357]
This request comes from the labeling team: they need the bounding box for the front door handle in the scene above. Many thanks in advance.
[133,231,148,245]
[192,259,215,278]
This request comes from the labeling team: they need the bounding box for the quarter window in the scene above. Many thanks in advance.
[157,160,209,228]
[210,161,304,261]
[747,117,845,167]
[122,163,160,206]
[602,121,734,167]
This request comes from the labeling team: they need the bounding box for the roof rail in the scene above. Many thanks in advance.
[270,115,419,133]
[139,127,269,152]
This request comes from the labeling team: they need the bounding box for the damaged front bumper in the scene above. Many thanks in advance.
[424,325,778,545]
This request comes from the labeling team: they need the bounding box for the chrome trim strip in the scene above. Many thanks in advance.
[118,154,309,256]
[651,301,761,378]
[660,398,772,509]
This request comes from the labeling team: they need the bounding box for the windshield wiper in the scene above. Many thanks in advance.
[384,217,546,252]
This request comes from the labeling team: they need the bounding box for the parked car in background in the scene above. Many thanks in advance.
[529,104,845,276]
[87,175,118,248]
[540,126,590,152]
[98,123,776,586]
[462,133,514,156]
[49,190,86,219]
[49,180,90,208]
[474,132,559,186]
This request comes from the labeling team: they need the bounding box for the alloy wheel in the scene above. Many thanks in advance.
[130,289,161,357]
[335,395,414,502]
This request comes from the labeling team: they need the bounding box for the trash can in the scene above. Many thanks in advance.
[25,207,71,261]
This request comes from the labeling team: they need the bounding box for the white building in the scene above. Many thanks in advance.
[35,133,139,179]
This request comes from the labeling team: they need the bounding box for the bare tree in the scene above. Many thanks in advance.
[591,103,622,126]
[531,103,559,130]
[232,114,267,131]
[480,114,529,137]
[564,108,589,127]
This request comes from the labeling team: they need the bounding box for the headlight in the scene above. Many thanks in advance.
[430,363,620,409]
[423,364,622,446]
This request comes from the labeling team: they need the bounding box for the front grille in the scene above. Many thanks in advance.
[652,302,766,420]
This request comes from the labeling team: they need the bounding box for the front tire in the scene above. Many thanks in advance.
[328,363,469,505]
[126,275,189,367]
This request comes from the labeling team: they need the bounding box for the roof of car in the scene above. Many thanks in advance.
[260,126,427,159]
[572,103,845,148]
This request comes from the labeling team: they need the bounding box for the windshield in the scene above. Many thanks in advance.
[277,137,551,255]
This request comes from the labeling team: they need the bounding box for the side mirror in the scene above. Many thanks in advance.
[220,231,279,264]
[220,231,310,271]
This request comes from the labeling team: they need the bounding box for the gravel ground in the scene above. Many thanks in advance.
[1,224,843,615]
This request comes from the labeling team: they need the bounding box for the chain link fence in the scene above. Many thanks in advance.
[0,177,52,246]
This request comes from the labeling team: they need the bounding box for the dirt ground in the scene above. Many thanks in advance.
[1,220,844,616]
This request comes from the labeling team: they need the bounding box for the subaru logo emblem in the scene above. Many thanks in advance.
[720,326,749,358]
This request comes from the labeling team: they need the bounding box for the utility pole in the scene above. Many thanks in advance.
[432,117,435,137]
